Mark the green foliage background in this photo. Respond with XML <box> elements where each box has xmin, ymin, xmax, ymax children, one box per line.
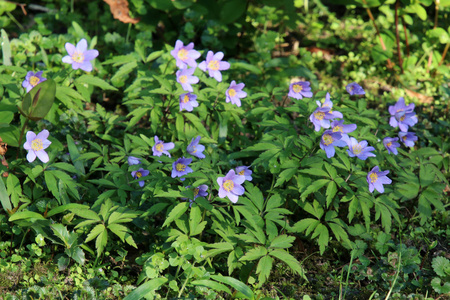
<box><xmin>0</xmin><ymin>0</ymin><xmax>449</xmax><ymax>299</ymax></box>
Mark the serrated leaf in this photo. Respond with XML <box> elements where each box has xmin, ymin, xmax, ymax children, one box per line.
<box><xmin>326</xmin><ymin>181</ymin><xmax>337</xmax><ymax>208</ymax></box>
<box><xmin>269</xmin><ymin>235</ymin><xmax>295</xmax><ymax>249</ymax></box>
<box><xmin>162</xmin><ymin>202</ymin><xmax>190</xmax><ymax>227</ymax></box>
<box><xmin>269</xmin><ymin>249</ymin><xmax>306</xmax><ymax>278</ymax></box>
<box><xmin>275</xmin><ymin>168</ymin><xmax>298</xmax><ymax>187</ymax></box>
<box><xmin>85</xmin><ymin>224</ymin><xmax>105</xmax><ymax>243</ymax></box>
<box><xmin>301</xmin><ymin>179</ymin><xmax>330</xmax><ymax>200</ymax></box>
<box><xmin>256</xmin><ymin>255</ymin><xmax>273</xmax><ymax>285</ymax></box>
<box><xmin>239</xmin><ymin>246</ymin><xmax>268</xmax><ymax>261</ymax></box>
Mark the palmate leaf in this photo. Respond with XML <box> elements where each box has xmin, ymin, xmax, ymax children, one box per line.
<box><xmin>108</xmin><ymin>223</ymin><xmax>137</xmax><ymax>248</ymax></box>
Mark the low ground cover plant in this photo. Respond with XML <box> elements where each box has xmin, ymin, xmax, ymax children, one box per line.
<box><xmin>0</xmin><ymin>0</ymin><xmax>449</xmax><ymax>299</ymax></box>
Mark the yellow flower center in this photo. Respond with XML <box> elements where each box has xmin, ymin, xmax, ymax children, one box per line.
<box><xmin>238</xmin><ymin>170</ymin><xmax>245</xmax><ymax>176</ymax></box>
<box><xmin>191</xmin><ymin>145</ymin><xmax>197</xmax><ymax>153</ymax></box>
<box><xmin>194</xmin><ymin>188</ymin><xmax>199</xmax><ymax>197</ymax></box>
<box><xmin>176</xmin><ymin>163</ymin><xmax>186</xmax><ymax>172</ymax></box>
<box><xmin>333</xmin><ymin>125</ymin><xmax>342</xmax><ymax>133</ymax></box>
<box><xmin>29</xmin><ymin>76</ymin><xmax>40</xmax><ymax>87</ymax></box>
<box><xmin>369</xmin><ymin>172</ymin><xmax>378</xmax><ymax>183</ymax></box>
<box><xmin>178</xmin><ymin>49</ymin><xmax>188</xmax><ymax>61</ymax></box>
<box><xmin>228</xmin><ymin>88</ymin><xmax>236</xmax><ymax>97</ymax></box>
<box><xmin>314</xmin><ymin>111</ymin><xmax>325</xmax><ymax>120</ymax></box>
<box><xmin>71</xmin><ymin>51</ymin><xmax>84</xmax><ymax>63</ymax></box>
<box><xmin>400</xmin><ymin>115</ymin><xmax>405</xmax><ymax>121</ymax></box>
<box><xmin>179</xmin><ymin>75</ymin><xmax>188</xmax><ymax>84</ymax></box>
<box><xmin>182</xmin><ymin>95</ymin><xmax>190</xmax><ymax>103</ymax></box>
<box><xmin>31</xmin><ymin>139</ymin><xmax>43</xmax><ymax>151</ymax></box>
<box><xmin>293</xmin><ymin>84</ymin><xmax>302</xmax><ymax>93</ymax></box>
<box><xmin>322</xmin><ymin>134</ymin><xmax>334</xmax><ymax>146</ymax></box>
<box><xmin>352</xmin><ymin>145</ymin><xmax>362</xmax><ymax>155</ymax></box>
<box><xmin>403</xmin><ymin>136</ymin><xmax>407</xmax><ymax>141</ymax></box>
<box><xmin>135</xmin><ymin>172</ymin><xmax>142</xmax><ymax>178</ymax></box>
<box><xmin>223</xmin><ymin>180</ymin><xmax>234</xmax><ymax>192</ymax></box>
<box><xmin>386</xmin><ymin>142</ymin><xmax>392</xmax><ymax>147</ymax></box>
<box><xmin>155</xmin><ymin>143</ymin><xmax>163</xmax><ymax>152</ymax></box>
<box><xmin>208</xmin><ymin>60</ymin><xmax>219</xmax><ymax>71</ymax></box>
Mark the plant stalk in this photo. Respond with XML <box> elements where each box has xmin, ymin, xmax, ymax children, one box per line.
<box><xmin>394</xmin><ymin>0</ymin><xmax>403</xmax><ymax>73</ymax></box>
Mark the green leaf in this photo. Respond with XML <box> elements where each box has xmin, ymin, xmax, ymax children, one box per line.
<box><xmin>184</xmin><ymin>113</ymin><xmax>210</xmax><ymax>137</ymax></box>
<box><xmin>162</xmin><ymin>202</ymin><xmax>190</xmax><ymax>227</ymax></box>
<box><xmin>326</xmin><ymin>181</ymin><xmax>337</xmax><ymax>208</ymax></box>
<box><xmin>146</xmin><ymin>50</ymin><xmax>164</xmax><ymax>63</ymax></box>
<box><xmin>189</xmin><ymin>205</ymin><xmax>207</xmax><ymax>236</ymax></box>
<box><xmin>9</xmin><ymin>211</ymin><xmax>46</xmax><ymax>222</ymax></box>
<box><xmin>1</xmin><ymin>29</ymin><xmax>12</xmax><ymax>66</ymax></box>
<box><xmin>269</xmin><ymin>235</ymin><xmax>295</xmax><ymax>249</ymax></box>
<box><xmin>95</xmin><ymin>227</ymin><xmax>108</xmax><ymax>257</ymax></box>
<box><xmin>191</xmin><ymin>279</ymin><xmax>232</xmax><ymax>295</ymax></box>
<box><xmin>123</xmin><ymin>278</ymin><xmax>168</xmax><ymax>300</ymax></box>
<box><xmin>21</xmin><ymin>79</ymin><xmax>56</xmax><ymax>121</ymax></box>
<box><xmin>291</xmin><ymin>218</ymin><xmax>320</xmax><ymax>234</ymax></box>
<box><xmin>312</xmin><ymin>224</ymin><xmax>329</xmax><ymax>254</ymax></box>
<box><xmin>232</xmin><ymin>62</ymin><xmax>262</xmax><ymax>75</ymax></box>
<box><xmin>0</xmin><ymin>178</ymin><xmax>11</xmax><ymax>212</ymax></box>
<box><xmin>210</xmin><ymin>275</ymin><xmax>254</xmax><ymax>300</ymax></box>
<box><xmin>85</xmin><ymin>224</ymin><xmax>105</xmax><ymax>243</ymax></box>
<box><xmin>432</xmin><ymin>256</ymin><xmax>450</xmax><ymax>277</ymax></box>
<box><xmin>301</xmin><ymin>179</ymin><xmax>330</xmax><ymax>200</ymax></box>
<box><xmin>239</xmin><ymin>246</ymin><xmax>268</xmax><ymax>261</ymax></box>
<box><xmin>76</xmin><ymin>75</ymin><xmax>118</xmax><ymax>91</ymax></box>
<box><xmin>420</xmin><ymin>164</ymin><xmax>435</xmax><ymax>187</ymax></box>
<box><xmin>66</xmin><ymin>134</ymin><xmax>85</xmax><ymax>175</ymax></box>
<box><xmin>256</xmin><ymin>255</ymin><xmax>273</xmax><ymax>285</ymax></box>
<box><xmin>269</xmin><ymin>249</ymin><xmax>306</xmax><ymax>278</ymax></box>
<box><xmin>65</xmin><ymin>246</ymin><xmax>85</xmax><ymax>265</ymax></box>
<box><xmin>46</xmin><ymin>203</ymin><xmax>90</xmax><ymax>217</ymax></box>
<box><xmin>51</xmin><ymin>224</ymin><xmax>70</xmax><ymax>246</ymax></box>
<box><xmin>275</xmin><ymin>168</ymin><xmax>298</xmax><ymax>187</ymax></box>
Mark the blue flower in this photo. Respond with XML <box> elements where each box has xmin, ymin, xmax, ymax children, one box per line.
<box><xmin>187</xmin><ymin>136</ymin><xmax>205</xmax><ymax>159</ymax></box>
<box><xmin>346</xmin><ymin>137</ymin><xmax>376</xmax><ymax>160</ymax></box>
<box><xmin>128</xmin><ymin>156</ymin><xmax>141</xmax><ymax>165</ymax></box>
<box><xmin>346</xmin><ymin>82</ymin><xmax>365</xmax><ymax>95</ymax></box>
<box><xmin>367</xmin><ymin>166</ymin><xmax>391</xmax><ymax>193</ymax></box>
<box><xmin>288</xmin><ymin>81</ymin><xmax>313</xmax><ymax>99</ymax></box>
<box><xmin>131</xmin><ymin>168</ymin><xmax>150</xmax><ymax>187</ymax></box>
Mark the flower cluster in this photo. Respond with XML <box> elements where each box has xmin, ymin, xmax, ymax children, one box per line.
<box><xmin>171</xmin><ymin>40</ymin><xmax>245</xmax><ymax>112</ymax></box>
<box><xmin>20</xmin><ymin>39</ymin><xmax>99</xmax><ymax>166</ymax></box>
<box><xmin>303</xmin><ymin>83</ymin><xmax>408</xmax><ymax>194</ymax></box>
<box><xmin>310</xmin><ymin>93</ymin><xmax>343</xmax><ymax>131</ymax></box>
